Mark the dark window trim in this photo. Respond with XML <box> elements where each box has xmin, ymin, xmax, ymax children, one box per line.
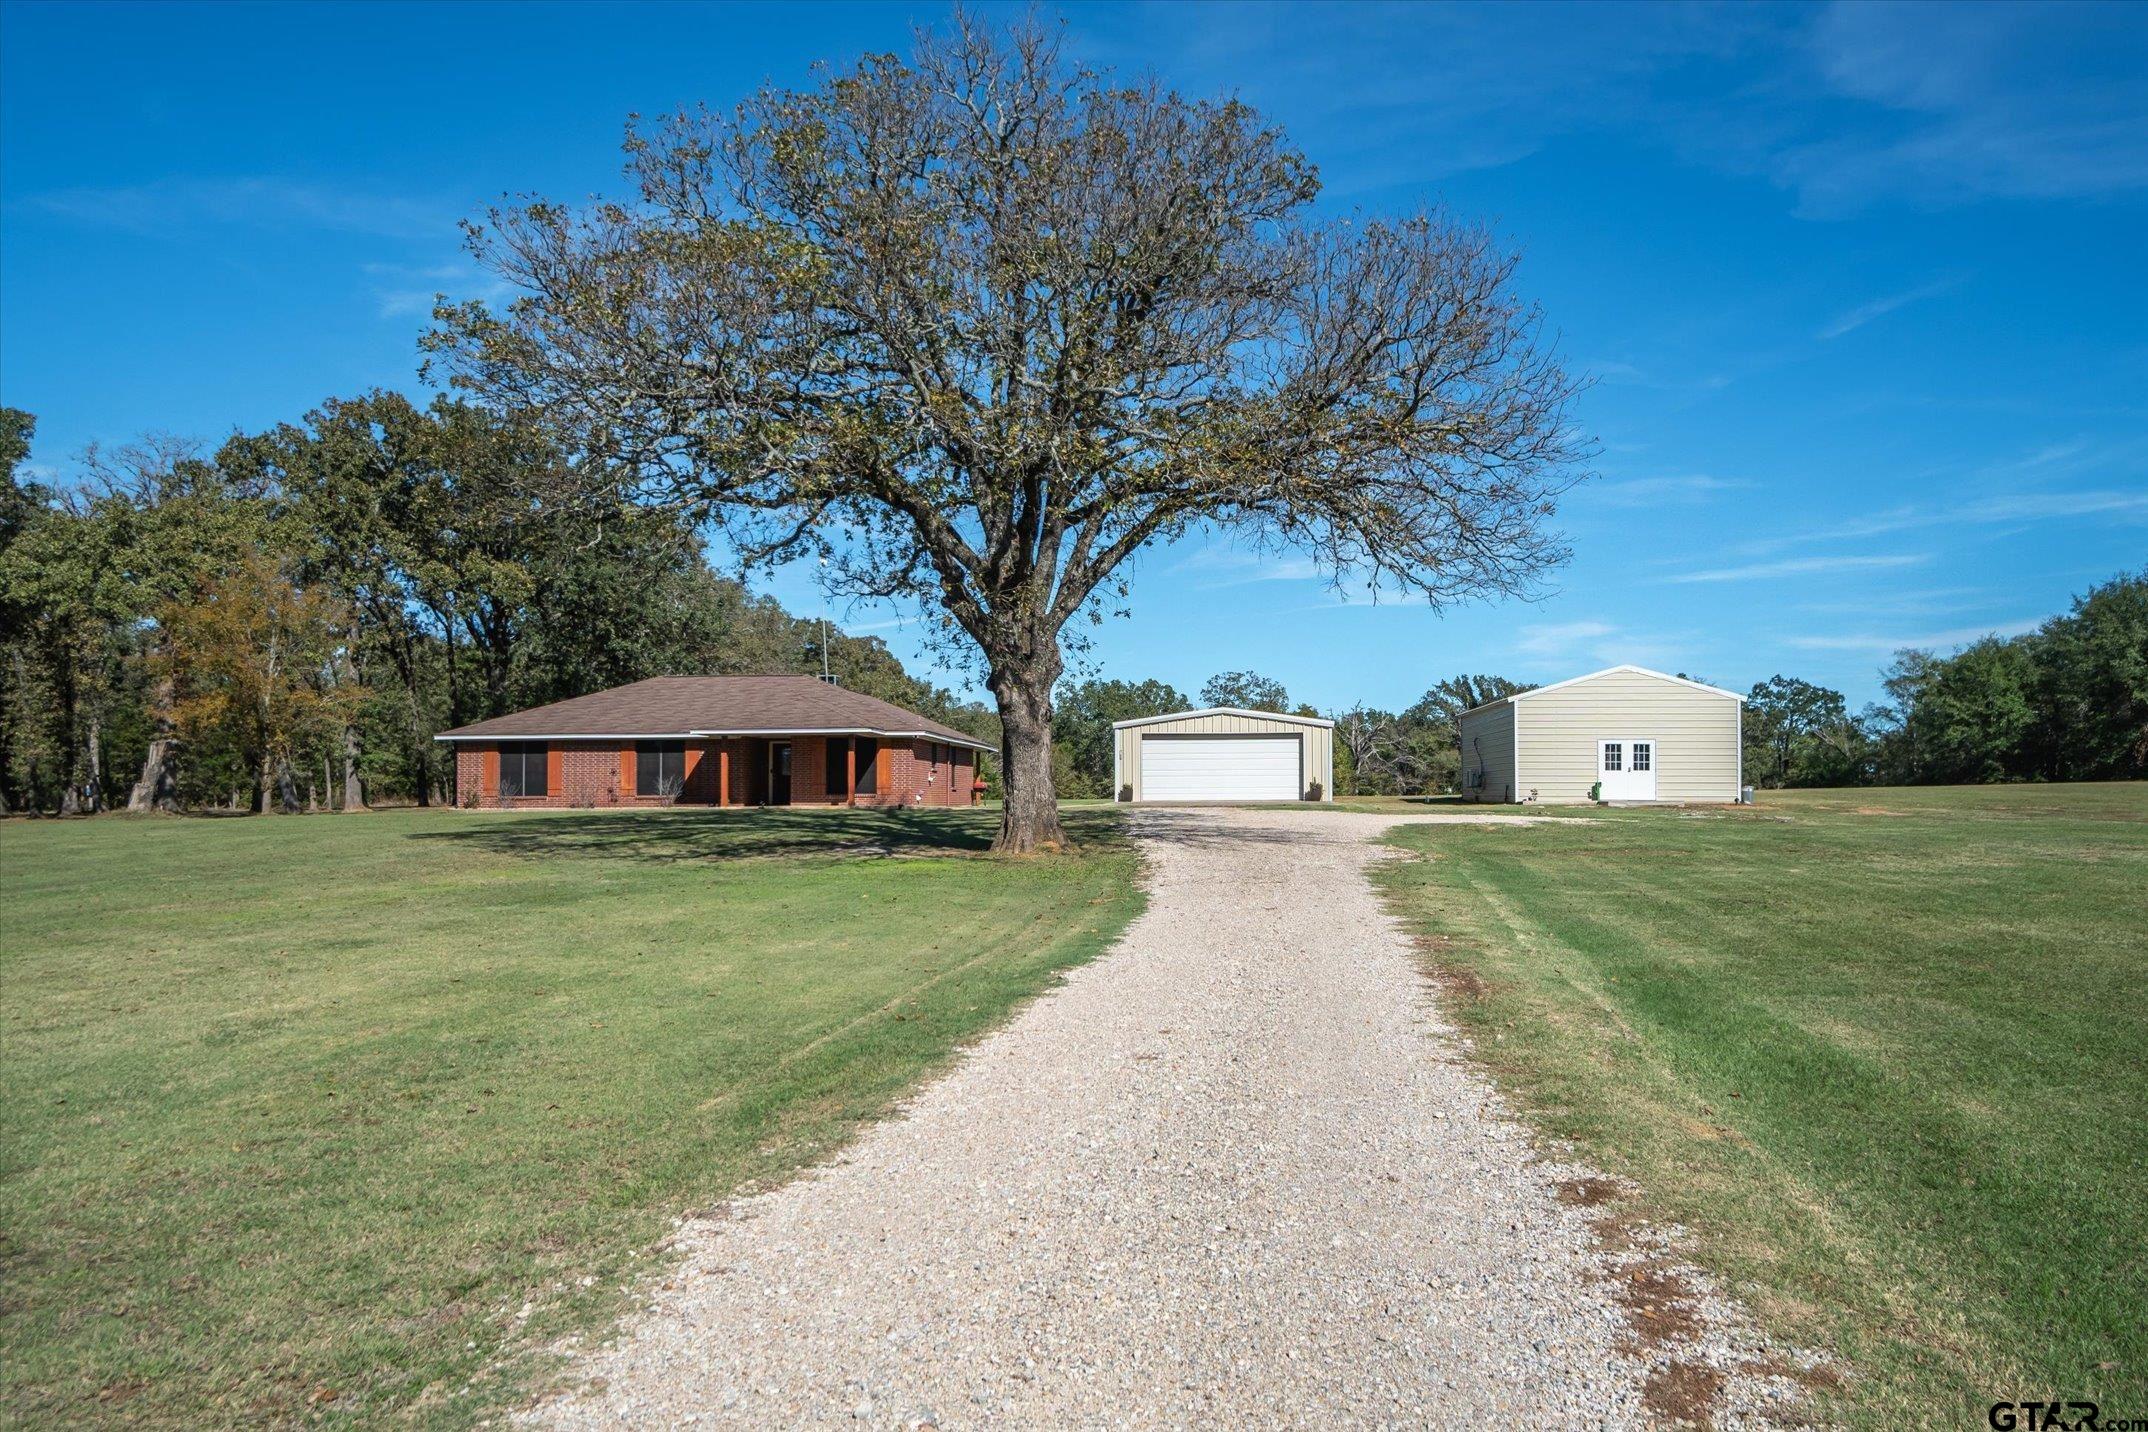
<box><xmin>499</xmin><ymin>742</ymin><xmax>549</xmax><ymax>798</ymax></box>
<box><xmin>636</xmin><ymin>740</ymin><xmax>687</xmax><ymax>797</ymax></box>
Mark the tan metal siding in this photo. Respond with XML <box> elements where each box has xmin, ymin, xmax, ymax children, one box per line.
<box><xmin>1457</xmin><ymin>704</ymin><xmax>1517</xmax><ymax>802</ymax></box>
<box><xmin>1514</xmin><ymin>671</ymin><xmax>1740</xmax><ymax>803</ymax></box>
<box><xmin>1116</xmin><ymin>714</ymin><xmax>1332</xmax><ymax>801</ymax></box>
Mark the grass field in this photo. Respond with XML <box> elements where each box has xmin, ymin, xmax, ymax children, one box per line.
<box><xmin>0</xmin><ymin>806</ymin><xmax>1142</xmax><ymax>1427</ymax></box>
<box><xmin>1374</xmin><ymin>783</ymin><xmax>2148</xmax><ymax>1425</ymax></box>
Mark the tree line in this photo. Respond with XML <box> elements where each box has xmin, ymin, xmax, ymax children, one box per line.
<box><xmin>9</xmin><ymin>381</ymin><xmax>2138</xmax><ymax>817</ymax></box>
<box><xmin>1737</xmin><ymin>571</ymin><xmax>2147</xmax><ymax>789</ymax></box>
<box><xmin>0</xmin><ymin>401</ymin><xmax>995</xmax><ymax>816</ymax></box>
<box><xmin>1044</xmin><ymin>568</ymin><xmax>2146</xmax><ymax>800</ymax></box>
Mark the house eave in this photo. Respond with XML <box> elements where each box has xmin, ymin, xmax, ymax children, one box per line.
<box><xmin>433</xmin><ymin>727</ymin><xmax>994</xmax><ymax>752</ymax></box>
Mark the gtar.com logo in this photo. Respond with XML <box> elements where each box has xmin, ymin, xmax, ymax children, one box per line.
<box><xmin>1990</xmin><ymin>1402</ymin><xmax>2103</xmax><ymax>1431</ymax></box>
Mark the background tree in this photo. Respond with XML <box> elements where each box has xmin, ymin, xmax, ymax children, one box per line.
<box><xmin>0</xmin><ymin>408</ymin><xmax>45</xmax><ymax>812</ymax></box>
<box><xmin>1912</xmin><ymin>638</ymin><xmax>2037</xmax><ymax>785</ymax></box>
<box><xmin>1053</xmin><ymin>676</ymin><xmax>1190</xmax><ymax>797</ymax></box>
<box><xmin>428</xmin><ymin>18</ymin><xmax>1586</xmax><ymax>850</ymax></box>
<box><xmin>85</xmin><ymin>438</ymin><xmax>277</xmax><ymax>811</ymax></box>
<box><xmin>2030</xmin><ymin>570</ymin><xmax>2148</xmax><ymax>780</ymax></box>
<box><xmin>1332</xmin><ymin>705</ymin><xmax>1402</xmax><ymax>795</ymax></box>
<box><xmin>1200</xmin><ymin>671</ymin><xmax>1291</xmax><ymax>714</ymax></box>
<box><xmin>1743</xmin><ymin>675</ymin><xmax>1853</xmax><ymax>789</ymax></box>
<box><xmin>0</xmin><ymin>481</ymin><xmax>138</xmax><ymax>812</ymax></box>
<box><xmin>161</xmin><ymin>552</ymin><xmax>361</xmax><ymax>813</ymax></box>
<box><xmin>1404</xmin><ymin>674</ymin><xmax>1533</xmax><ymax>792</ymax></box>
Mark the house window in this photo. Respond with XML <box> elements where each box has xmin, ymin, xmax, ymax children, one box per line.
<box><xmin>636</xmin><ymin>741</ymin><xmax>687</xmax><ymax>797</ymax></box>
<box><xmin>1631</xmin><ymin>742</ymin><xmax>1653</xmax><ymax>772</ymax></box>
<box><xmin>823</xmin><ymin>737</ymin><xmax>880</xmax><ymax>798</ymax></box>
<box><xmin>1602</xmin><ymin>742</ymin><xmax>1623</xmax><ymax>772</ymax></box>
<box><xmin>499</xmin><ymin>742</ymin><xmax>548</xmax><ymax>798</ymax></box>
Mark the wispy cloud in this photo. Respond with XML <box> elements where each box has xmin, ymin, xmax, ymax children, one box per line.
<box><xmin>1136</xmin><ymin>3</ymin><xmax>2148</xmax><ymax>222</ymax></box>
<box><xmin>1590</xmin><ymin>359</ymin><xmax>1735</xmax><ymax>396</ymax></box>
<box><xmin>1751</xmin><ymin>487</ymin><xmax>2148</xmax><ymax>550</ymax></box>
<box><xmin>27</xmin><ymin>176</ymin><xmax>450</xmax><ymax>241</ymax></box>
<box><xmin>1174</xmin><ymin>546</ymin><xmax>1328</xmax><ymax>588</ymax></box>
<box><xmin>1787</xmin><ymin>618</ymin><xmax>2043</xmax><ymax>653</ymax></box>
<box><xmin>1796</xmin><ymin>586</ymin><xmax>1990</xmax><ymax>617</ymax></box>
<box><xmin>1963</xmin><ymin>490</ymin><xmax>2148</xmax><ymax>523</ymax></box>
<box><xmin>1513</xmin><ymin>617</ymin><xmax>1696</xmax><ymax>672</ymax></box>
<box><xmin>1517</xmin><ymin>619</ymin><xmax>1617</xmax><ymax>658</ymax></box>
<box><xmin>1779</xmin><ymin>3</ymin><xmax>2148</xmax><ymax>214</ymax></box>
<box><xmin>361</xmin><ymin>260</ymin><xmax>512</xmax><ymax>319</ymax></box>
<box><xmin>1667</xmin><ymin>553</ymin><xmax>1930</xmax><ymax>584</ymax></box>
<box><xmin>842</xmin><ymin>614</ymin><xmax>921</xmax><ymax>634</ymax></box>
<box><xmin>1728</xmin><ymin>433</ymin><xmax>2148</xmax><ymax>557</ymax></box>
<box><xmin>1586</xmin><ymin>474</ymin><xmax>1752</xmax><ymax>507</ymax></box>
<box><xmin>1818</xmin><ymin>274</ymin><xmax>1964</xmax><ymax>339</ymax></box>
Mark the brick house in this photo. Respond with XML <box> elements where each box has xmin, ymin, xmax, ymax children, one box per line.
<box><xmin>435</xmin><ymin>676</ymin><xmax>988</xmax><ymax>809</ymax></box>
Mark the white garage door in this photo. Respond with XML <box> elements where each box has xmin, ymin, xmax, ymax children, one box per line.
<box><xmin>1139</xmin><ymin>735</ymin><xmax>1301</xmax><ymax>802</ymax></box>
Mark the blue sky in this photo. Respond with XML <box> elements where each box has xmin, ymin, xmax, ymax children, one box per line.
<box><xmin>3</xmin><ymin>1</ymin><xmax>2143</xmax><ymax>711</ymax></box>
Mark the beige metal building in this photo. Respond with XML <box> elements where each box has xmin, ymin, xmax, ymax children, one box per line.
<box><xmin>1458</xmin><ymin>666</ymin><xmax>1745</xmax><ymax>804</ymax></box>
<box><xmin>1112</xmin><ymin>707</ymin><xmax>1335</xmax><ymax>803</ymax></box>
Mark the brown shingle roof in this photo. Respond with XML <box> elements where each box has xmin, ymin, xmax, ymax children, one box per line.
<box><xmin>435</xmin><ymin>676</ymin><xmax>992</xmax><ymax>750</ymax></box>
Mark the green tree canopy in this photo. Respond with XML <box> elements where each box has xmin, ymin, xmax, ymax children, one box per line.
<box><xmin>1200</xmin><ymin>671</ymin><xmax>1291</xmax><ymax>713</ymax></box>
<box><xmin>427</xmin><ymin>18</ymin><xmax>1587</xmax><ymax>849</ymax></box>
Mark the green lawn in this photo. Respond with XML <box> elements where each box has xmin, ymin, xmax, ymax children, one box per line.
<box><xmin>1374</xmin><ymin>783</ymin><xmax>2148</xmax><ymax>1426</ymax></box>
<box><xmin>0</xmin><ymin>806</ymin><xmax>1142</xmax><ymax>1427</ymax></box>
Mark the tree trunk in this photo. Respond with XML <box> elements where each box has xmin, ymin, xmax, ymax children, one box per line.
<box><xmin>989</xmin><ymin>657</ymin><xmax>1065</xmax><ymax>854</ymax></box>
<box><xmin>59</xmin><ymin>668</ymin><xmax>82</xmax><ymax>814</ymax></box>
<box><xmin>129</xmin><ymin>671</ymin><xmax>183</xmax><ymax>811</ymax></box>
<box><xmin>256</xmin><ymin>748</ymin><xmax>274</xmax><ymax>815</ymax></box>
<box><xmin>275</xmin><ymin>757</ymin><xmax>302</xmax><ymax>814</ymax></box>
<box><xmin>128</xmin><ymin>738</ymin><xmax>181</xmax><ymax>811</ymax></box>
<box><xmin>85</xmin><ymin>710</ymin><xmax>105</xmax><ymax>813</ymax></box>
<box><xmin>406</xmin><ymin>689</ymin><xmax>429</xmax><ymax>806</ymax></box>
<box><xmin>342</xmin><ymin>725</ymin><xmax>366</xmax><ymax>811</ymax></box>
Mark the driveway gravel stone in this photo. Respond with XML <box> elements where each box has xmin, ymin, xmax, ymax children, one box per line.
<box><xmin>524</xmin><ymin>807</ymin><xmax>1783</xmax><ymax>1428</ymax></box>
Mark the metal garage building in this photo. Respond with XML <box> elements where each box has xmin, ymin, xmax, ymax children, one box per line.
<box><xmin>1112</xmin><ymin>708</ymin><xmax>1335</xmax><ymax>803</ymax></box>
<box><xmin>1458</xmin><ymin>665</ymin><xmax>1745</xmax><ymax>804</ymax></box>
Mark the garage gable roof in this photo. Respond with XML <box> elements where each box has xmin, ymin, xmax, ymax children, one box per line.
<box><xmin>1111</xmin><ymin>706</ymin><xmax>1335</xmax><ymax>731</ymax></box>
<box><xmin>1459</xmin><ymin>665</ymin><xmax>1744</xmax><ymax>716</ymax></box>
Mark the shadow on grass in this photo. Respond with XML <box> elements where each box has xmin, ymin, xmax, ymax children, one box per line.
<box><xmin>407</xmin><ymin>805</ymin><xmax>1131</xmax><ymax>865</ymax></box>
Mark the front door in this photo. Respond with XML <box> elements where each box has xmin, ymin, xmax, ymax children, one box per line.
<box><xmin>768</xmin><ymin>741</ymin><xmax>792</xmax><ymax>805</ymax></box>
<box><xmin>1597</xmin><ymin>738</ymin><xmax>1657</xmax><ymax>801</ymax></box>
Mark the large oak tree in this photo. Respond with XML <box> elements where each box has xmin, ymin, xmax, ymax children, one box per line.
<box><xmin>429</xmin><ymin>17</ymin><xmax>1587</xmax><ymax>851</ymax></box>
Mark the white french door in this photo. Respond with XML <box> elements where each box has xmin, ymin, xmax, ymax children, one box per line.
<box><xmin>1597</xmin><ymin>738</ymin><xmax>1657</xmax><ymax>800</ymax></box>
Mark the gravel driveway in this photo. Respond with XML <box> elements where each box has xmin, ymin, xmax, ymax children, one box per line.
<box><xmin>525</xmin><ymin>807</ymin><xmax>1764</xmax><ymax>1427</ymax></box>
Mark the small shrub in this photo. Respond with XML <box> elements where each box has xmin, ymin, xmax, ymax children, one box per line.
<box><xmin>1118</xmin><ymin>783</ymin><xmax>1134</xmax><ymax>803</ymax></box>
<box><xmin>1305</xmin><ymin>781</ymin><xmax>1323</xmax><ymax>802</ymax></box>
<box><xmin>1589</xmin><ymin>780</ymin><xmax>1602</xmax><ymax>803</ymax></box>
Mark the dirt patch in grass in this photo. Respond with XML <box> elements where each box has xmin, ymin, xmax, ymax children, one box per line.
<box><xmin>1645</xmin><ymin>1360</ymin><xmax>1726</xmax><ymax>1427</ymax></box>
<box><xmin>1559</xmin><ymin>1174</ymin><xmax>1842</xmax><ymax>1426</ymax></box>
<box><xmin>1554</xmin><ymin>1174</ymin><xmax>1623</xmax><ymax>1209</ymax></box>
<box><xmin>1413</xmin><ymin>936</ymin><xmax>1491</xmax><ymax>1002</ymax></box>
<box><xmin>1617</xmin><ymin>1260</ymin><xmax>1709</xmax><ymax>1352</ymax></box>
